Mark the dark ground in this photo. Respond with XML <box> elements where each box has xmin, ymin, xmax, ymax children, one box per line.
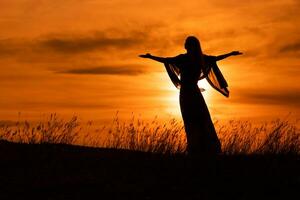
<box><xmin>0</xmin><ymin>140</ymin><xmax>299</xmax><ymax>200</ymax></box>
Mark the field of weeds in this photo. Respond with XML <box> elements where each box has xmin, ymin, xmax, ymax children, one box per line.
<box><xmin>0</xmin><ymin>114</ymin><xmax>299</xmax><ymax>155</ymax></box>
<box><xmin>0</xmin><ymin>114</ymin><xmax>299</xmax><ymax>200</ymax></box>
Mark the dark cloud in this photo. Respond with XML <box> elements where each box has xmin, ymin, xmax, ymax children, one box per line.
<box><xmin>279</xmin><ymin>42</ymin><xmax>300</xmax><ymax>53</ymax></box>
<box><xmin>234</xmin><ymin>90</ymin><xmax>300</xmax><ymax>107</ymax></box>
<box><xmin>57</xmin><ymin>65</ymin><xmax>147</xmax><ymax>76</ymax></box>
<box><xmin>38</xmin><ymin>34</ymin><xmax>144</xmax><ymax>54</ymax></box>
<box><xmin>0</xmin><ymin>30</ymin><xmax>148</xmax><ymax>58</ymax></box>
<box><xmin>0</xmin><ymin>39</ymin><xmax>25</xmax><ymax>57</ymax></box>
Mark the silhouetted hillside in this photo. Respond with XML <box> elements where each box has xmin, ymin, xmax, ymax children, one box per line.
<box><xmin>0</xmin><ymin>140</ymin><xmax>299</xmax><ymax>200</ymax></box>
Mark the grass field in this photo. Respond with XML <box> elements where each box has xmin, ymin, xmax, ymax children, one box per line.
<box><xmin>1</xmin><ymin>114</ymin><xmax>299</xmax><ymax>155</ymax></box>
<box><xmin>0</xmin><ymin>114</ymin><xmax>299</xmax><ymax>199</ymax></box>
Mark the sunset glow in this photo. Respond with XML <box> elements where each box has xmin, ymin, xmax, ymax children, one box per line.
<box><xmin>0</xmin><ymin>0</ymin><xmax>299</xmax><ymax>124</ymax></box>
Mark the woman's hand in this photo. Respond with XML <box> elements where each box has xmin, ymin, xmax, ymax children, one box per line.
<box><xmin>139</xmin><ymin>53</ymin><xmax>152</xmax><ymax>58</ymax></box>
<box><xmin>216</xmin><ymin>51</ymin><xmax>242</xmax><ymax>61</ymax></box>
<box><xmin>230</xmin><ymin>51</ymin><xmax>243</xmax><ymax>56</ymax></box>
<box><xmin>139</xmin><ymin>54</ymin><xmax>167</xmax><ymax>63</ymax></box>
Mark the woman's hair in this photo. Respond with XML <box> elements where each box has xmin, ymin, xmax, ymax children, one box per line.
<box><xmin>184</xmin><ymin>36</ymin><xmax>205</xmax><ymax>74</ymax></box>
<box><xmin>185</xmin><ymin>36</ymin><xmax>202</xmax><ymax>54</ymax></box>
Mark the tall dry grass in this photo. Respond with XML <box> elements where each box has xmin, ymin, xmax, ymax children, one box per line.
<box><xmin>0</xmin><ymin>114</ymin><xmax>299</xmax><ymax>155</ymax></box>
<box><xmin>215</xmin><ymin>119</ymin><xmax>300</xmax><ymax>154</ymax></box>
<box><xmin>0</xmin><ymin>114</ymin><xmax>81</xmax><ymax>145</ymax></box>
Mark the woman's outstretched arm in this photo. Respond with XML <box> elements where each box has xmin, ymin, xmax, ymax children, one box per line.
<box><xmin>139</xmin><ymin>53</ymin><xmax>167</xmax><ymax>63</ymax></box>
<box><xmin>216</xmin><ymin>51</ymin><xmax>243</xmax><ymax>61</ymax></box>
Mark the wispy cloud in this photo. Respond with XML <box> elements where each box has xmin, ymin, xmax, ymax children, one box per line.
<box><xmin>38</xmin><ymin>33</ymin><xmax>146</xmax><ymax>54</ymax></box>
<box><xmin>1</xmin><ymin>0</ymin><xmax>300</xmax><ymax>121</ymax></box>
<box><xmin>57</xmin><ymin>65</ymin><xmax>148</xmax><ymax>76</ymax></box>
<box><xmin>0</xmin><ymin>39</ymin><xmax>25</xmax><ymax>57</ymax></box>
<box><xmin>279</xmin><ymin>42</ymin><xmax>300</xmax><ymax>53</ymax></box>
<box><xmin>234</xmin><ymin>90</ymin><xmax>300</xmax><ymax>107</ymax></box>
<box><xmin>0</xmin><ymin>30</ymin><xmax>149</xmax><ymax>58</ymax></box>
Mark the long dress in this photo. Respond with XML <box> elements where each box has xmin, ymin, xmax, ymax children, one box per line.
<box><xmin>164</xmin><ymin>54</ymin><xmax>227</xmax><ymax>155</ymax></box>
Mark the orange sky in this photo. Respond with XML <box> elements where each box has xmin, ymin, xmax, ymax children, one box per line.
<box><xmin>0</xmin><ymin>0</ymin><xmax>299</xmax><ymax>124</ymax></box>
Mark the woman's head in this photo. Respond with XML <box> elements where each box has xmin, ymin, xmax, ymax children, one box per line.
<box><xmin>184</xmin><ymin>36</ymin><xmax>205</xmax><ymax>73</ymax></box>
<box><xmin>184</xmin><ymin>36</ymin><xmax>202</xmax><ymax>55</ymax></box>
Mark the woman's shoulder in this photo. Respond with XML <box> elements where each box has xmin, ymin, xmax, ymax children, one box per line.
<box><xmin>175</xmin><ymin>53</ymin><xmax>187</xmax><ymax>59</ymax></box>
<box><xmin>166</xmin><ymin>53</ymin><xmax>186</xmax><ymax>64</ymax></box>
<box><xmin>176</xmin><ymin>53</ymin><xmax>189</xmax><ymax>62</ymax></box>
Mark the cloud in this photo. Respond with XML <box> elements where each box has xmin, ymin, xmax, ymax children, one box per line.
<box><xmin>38</xmin><ymin>33</ymin><xmax>145</xmax><ymax>54</ymax></box>
<box><xmin>0</xmin><ymin>30</ymin><xmax>149</xmax><ymax>58</ymax></box>
<box><xmin>0</xmin><ymin>39</ymin><xmax>25</xmax><ymax>57</ymax></box>
<box><xmin>57</xmin><ymin>65</ymin><xmax>148</xmax><ymax>76</ymax></box>
<box><xmin>279</xmin><ymin>42</ymin><xmax>300</xmax><ymax>53</ymax></box>
<box><xmin>234</xmin><ymin>89</ymin><xmax>300</xmax><ymax>107</ymax></box>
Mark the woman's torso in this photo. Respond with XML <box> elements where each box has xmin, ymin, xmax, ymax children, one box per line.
<box><xmin>176</xmin><ymin>54</ymin><xmax>203</xmax><ymax>87</ymax></box>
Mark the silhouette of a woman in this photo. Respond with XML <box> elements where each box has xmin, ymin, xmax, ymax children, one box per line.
<box><xmin>140</xmin><ymin>36</ymin><xmax>242</xmax><ymax>155</ymax></box>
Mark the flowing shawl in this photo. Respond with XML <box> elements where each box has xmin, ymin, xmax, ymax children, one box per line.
<box><xmin>163</xmin><ymin>55</ymin><xmax>229</xmax><ymax>97</ymax></box>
